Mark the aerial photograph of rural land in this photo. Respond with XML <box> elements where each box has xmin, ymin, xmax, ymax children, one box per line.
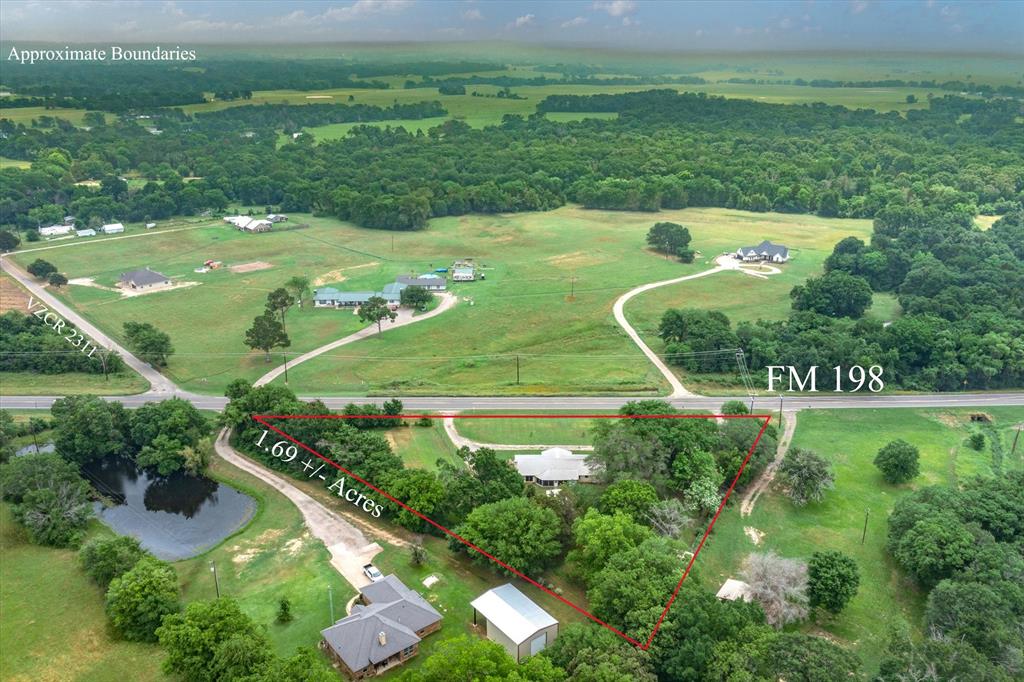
<box><xmin>0</xmin><ymin>0</ymin><xmax>1022</xmax><ymax>680</ymax></box>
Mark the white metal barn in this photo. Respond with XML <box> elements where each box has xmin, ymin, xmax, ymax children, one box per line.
<box><xmin>471</xmin><ymin>584</ymin><xmax>558</xmax><ymax>662</ymax></box>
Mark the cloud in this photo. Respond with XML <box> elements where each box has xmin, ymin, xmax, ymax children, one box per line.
<box><xmin>161</xmin><ymin>1</ymin><xmax>185</xmax><ymax>18</ymax></box>
<box><xmin>510</xmin><ymin>13</ymin><xmax>534</xmax><ymax>28</ymax></box>
<box><xmin>694</xmin><ymin>28</ymin><xmax>704</xmax><ymax>37</ymax></box>
<box><xmin>849</xmin><ymin>1</ymin><xmax>869</xmax><ymax>14</ymax></box>
<box><xmin>778</xmin><ymin>17</ymin><xmax>793</xmax><ymax>29</ymax></box>
<box><xmin>462</xmin><ymin>8</ymin><xmax>482</xmax><ymax>21</ymax></box>
<box><xmin>734</xmin><ymin>26</ymin><xmax>757</xmax><ymax>35</ymax></box>
<box><xmin>323</xmin><ymin>0</ymin><xmax>414</xmax><ymax>22</ymax></box>
<box><xmin>561</xmin><ymin>16</ymin><xmax>588</xmax><ymax>28</ymax></box>
<box><xmin>592</xmin><ymin>1</ymin><xmax>636</xmax><ymax>18</ymax></box>
<box><xmin>622</xmin><ymin>16</ymin><xmax>638</xmax><ymax>27</ymax></box>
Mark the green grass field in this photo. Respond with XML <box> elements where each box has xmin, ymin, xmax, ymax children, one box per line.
<box><xmin>9</xmin><ymin>206</ymin><xmax>882</xmax><ymax>396</ymax></box>
<box><xmin>696</xmin><ymin>406</ymin><xmax>1024</xmax><ymax>674</ymax></box>
<box><xmin>0</xmin><ymin>505</ymin><xmax>167</xmax><ymax>682</ymax></box>
<box><xmin>453</xmin><ymin>412</ymin><xmax>603</xmax><ymax>446</ymax></box>
<box><xmin>385</xmin><ymin>421</ymin><xmax>462</xmax><ymax>470</ymax></box>
<box><xmin>0</xmin><ymin>371</ymin><xmax>149</xmax><ymax>396</ymax></box>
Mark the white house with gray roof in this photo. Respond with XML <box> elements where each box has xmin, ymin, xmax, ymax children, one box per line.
<box><xmin>736</xmin><ymin>240</ymin><xmax>790</xmax><ymax>263</ymax></box>
<box><xmin>471</xmin><ymin>584</ymin><xmax>558</xmax><ymax>662</ymax></box>
<box><xmin>321</xmin><ymin>574</ymin><xmax>441</xmax><ymax>679</ymax></box>
<box><xmin>513</xmin><ymin>448</ymin><xmax>599</xmax><ymax>489</ymax></box>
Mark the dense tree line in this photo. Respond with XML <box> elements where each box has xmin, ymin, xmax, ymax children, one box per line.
<box><xmin>880</xmin><ymin>473</ymin><xmax>1024</xmax><ymax>678</ymax></box>
<box><xmin>0</xmin><ymin>60</ymin><xmax>392</xmax><ymax>110</ymax></box>
<box><xmin>0</xmin><ymin>311</ymin><xmax>126</xmax><ymax>374</ymax></box>
<box><xmin>721</xmin><ymin>76</ymin><xmax>1024</xmax><ymax>98</ymax></box>
<box><xmin>3</xmin><ymin>89</ymin><xmax>1021</xmax><ymax>233</ymax></box>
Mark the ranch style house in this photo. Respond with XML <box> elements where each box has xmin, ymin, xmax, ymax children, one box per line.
<box><xmin>736</xmin><ymin>240</ymin><xmax>790</xmax><ymax>263</ymax></box>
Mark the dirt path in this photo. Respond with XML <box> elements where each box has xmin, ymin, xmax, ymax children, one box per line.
<box><xmin>214</xmin><ymin>427</ymin><xmax>382</xmax><ymax>590</ymax></box>
<box><xmin>740</xmin><ymin>410</ymin><xmax>798</xmax><ymax>517</ymax></box>
<box><xmin>612</xmin><ymin>255</ymin><xmax>778</xmax><ymax>398</ymax></box>
<box><xmin>441</xmin><ymin>416</ymin><xmax>594</xmax><ymax>452</ymax></box>
<box><xmin>253</xmin><ymin>293</ymin><xmax>457</xmax><ymax>387</ymax></box>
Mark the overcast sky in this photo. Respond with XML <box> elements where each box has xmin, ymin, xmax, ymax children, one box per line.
<box><xmin>1</xmin><ymin>1</ymin><xmax>1021</xmax><ymax>53</ymax></box>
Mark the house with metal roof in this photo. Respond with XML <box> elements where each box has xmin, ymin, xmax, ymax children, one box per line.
<box><xmin>119</xmin><ymin>267</ymin><xmax>172</xmax><ymax>290</ymax></box>
<box><xmin>101</xmin><ymin>222</ymin><xmax>125</xmax><ymax>234</ymax></box>
<box><xmin>313</xmin><ymin>286</ymin><xmax>403</xmax><ymax>309</ymax></box>
<box><xmin>396</xmin><ymin>274</ymin><xmax>447</xmax><ymax>291</ymax></box>
<box><xmin>471</xmin><ymin>584</ymin><xmax>558</xmax><ymax>662</ymax></box>
<box><xmin>321</xmin><ymin>574</ymin><xmax>441</xmax><ymax>679</ymax></box>
<box><xmin>736</xmin><ymin>240</ymin><xmax>790</xmax><ymax>263</ymax></box>
<box><xmin>513</xmin><ymin>448</ymin><xmax>599</xmax><ymax>489</ymax></box>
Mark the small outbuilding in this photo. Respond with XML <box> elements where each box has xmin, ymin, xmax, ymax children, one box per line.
<box><xmin>102</xmin><ymin>222</ymin><xmax>125</xmax><ymax>234</ymax></box>
<box><xmin>452</xmin><ymin>266</ymin><xmax>475</xmax><ymax>282</ymax></box>
<box><xmin>38</xmin><ymin>224</ymin><xmax>73</xmax><ymax>237</ymax></box>
<box><xmin>471</xmin><ymin>584</ymin><xmax>558</xmax><ymax>663</ymax></box>
<box><xmin>76</xmin><ymin>228</ymin><xmax>97</xmax><ymax>237</ymax></box>
<box><xmin>716</xmin><ymin>578</ymin><xmax>754</xmax><ymax>602</ymax></box>
<box><xmin>120</xmin><ymin>267</ymin><xmax>172</xmax><ymax>290</ymax></box>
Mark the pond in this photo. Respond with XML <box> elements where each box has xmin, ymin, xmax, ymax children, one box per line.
<box><xmin>81</xmin><ymin>455</ymin><xmax>256</xmax><ymax>561</ymax></box>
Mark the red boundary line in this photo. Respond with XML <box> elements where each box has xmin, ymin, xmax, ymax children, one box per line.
<box><xmin>252</xmin><ymin>413</ymin><xmax>771</xmax><ymax>649</ymax></box>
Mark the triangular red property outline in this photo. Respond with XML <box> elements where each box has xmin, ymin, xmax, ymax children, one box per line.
<box><xmin>253</xmin><ymin>413</ymin><xmax>771</xmax><ymax>649</ymax></box>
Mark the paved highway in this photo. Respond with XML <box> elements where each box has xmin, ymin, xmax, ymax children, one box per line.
<box><xmin>2</xmin><ymin>391</ymin><xmax>1023</xmax><ymax>413</ymax></box>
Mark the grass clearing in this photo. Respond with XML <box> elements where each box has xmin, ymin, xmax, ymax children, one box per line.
<box><xmin>0</xmin><ymin>371</ymin><xmax>149</xmax><ymax>396</ymax></box>
<box><xmin>454</xmin><ymin>412</ymin><xmax>605</xmax><ymax>446</ymax></box>
<box><xmin>12</xmin><ymin>206</ymin><xmax>876</xmax><ymax>395</ymax></box>
<box><xmin>0</xmin><ymin>505</ymin><xmax>167</xmax><ymax>682</ymax></box>
<box><xmin>385</xmin><ymin>421</ymin><xmax>462</xmax><ymax>470</ymax></box>
<box><xmin>696</xmin><ymin>406</ymin><xmax>1024</xmax><ymax>674</ymax></box>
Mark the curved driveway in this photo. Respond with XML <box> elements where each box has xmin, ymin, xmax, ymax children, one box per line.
<box><xmin>254</xmin><ymin>293</ymin><xmax>457</xmax><ymax>387</ymax></box>
<box><xmin>611</xmin><ymin>255</ymin><xmax>776</xmax><ymax>398</ymax></box>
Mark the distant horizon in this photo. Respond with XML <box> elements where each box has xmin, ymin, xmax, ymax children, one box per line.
<box><xmin>2</xmin><ymin>1</ymin><xmax>1021</xmax><ymax>54</ymax></box>
<box><xmin>1</xmin><ymin>39</ymin><xmax>1021</xmax><ymax>58</ymax></box>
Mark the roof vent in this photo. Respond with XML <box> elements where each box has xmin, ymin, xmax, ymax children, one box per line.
<box><xmin>378</xmin><ymin>631</ymin><xmax>387</xmax><ymax>646</ymax></box>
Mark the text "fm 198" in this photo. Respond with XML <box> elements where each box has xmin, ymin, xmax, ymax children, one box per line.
<box><xmin>767</xmin><ymin>365</ymin><xmax>884</xmax><ymax>392</ymax></box>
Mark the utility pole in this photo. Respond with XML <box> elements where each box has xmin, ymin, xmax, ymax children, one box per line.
<box><xmin>568</xmin><ymin>273</ymin><xmax>578</xmax><ymax>301</ymax></box>
<box><xmin>778</xmin><ymin>394</ymin><xmax>784</xmax><ymax>426</ymax></box>
<box><xmin>282</xmin><ymin>352</ymin><xmax>289</xmax><ymax>384</ymax></box>
<box><xmin>1010</xmin><ymin>424</ymin><xmax>1022</xmax><ymax>459</ymax></box>
<box><xmin>328</xmin><ymin>584</ymin><xmax>335</xmax><ymax>624</ymax></box>
<box><xmin>515</xmin><ymin>355</ymin><xmax>520</xmax><ymax>385</ymax></box>
<box><xmin>860</xmin><ymin>509</ymin><xmax>869</xmax><ymax>545</ymax></box>
<box><xmin>209</xmin><ymin>561</ymin><xmax>221</xmax><ymax>598</ymax></box>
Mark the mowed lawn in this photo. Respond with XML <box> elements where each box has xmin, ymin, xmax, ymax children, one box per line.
<box><xmin>13</xmin><ymin>206</ymin><xmax>879</xmax><ymax>396</ymax></box>
<box><xmin>0</xmin><ymin>505</ymin><xmax>167</xmax><ymax>682</ymax></box>
<box><xmin>453</xmin><ymin>412</ymin><xmax>604</xmax><ymax>447</ymax></box>
<box><xmin>694</xmin><ymin>406</ymin><xmax>1024</xmax><ymax>675</ymax></box>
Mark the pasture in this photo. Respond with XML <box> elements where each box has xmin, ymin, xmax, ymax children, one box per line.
<box><xmin>11</xmin><ymin>206</ymin><xmax>874</xmax><ymax>396</ymax></box>
<box><xmin>697</xmin><ymin>406</ymin><xmax>1024</xmax><ymax>674</ymax></box>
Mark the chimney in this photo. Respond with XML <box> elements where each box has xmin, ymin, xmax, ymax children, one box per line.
<box><xmin>378</xmin><ymin>631</ymin><xmax>387</xmax><ymax>647</ymax></box>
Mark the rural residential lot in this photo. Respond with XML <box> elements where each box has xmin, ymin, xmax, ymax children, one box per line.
<box><xmin>2</xmin><ymin>2</ymin><xmax>1023</xmax><ymax>681</ymax></box>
